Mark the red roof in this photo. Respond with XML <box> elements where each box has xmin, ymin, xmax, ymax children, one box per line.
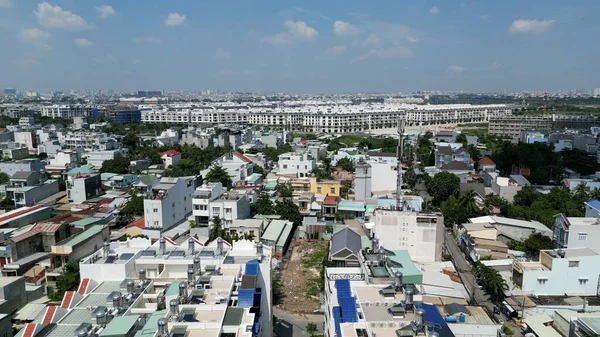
<box><xmin>0</xmin><ymin>205</ymin><xmax>42</xmax><ymax>227</ymax></box>
<box><xmin>126</xmin><ymin>217</ymin><xmax>145</xmax><ymax>229</ymax></box>
<box><xmin>158</xmin><ymin>149</ymin><xmax>182</xmax><ymax>157</ymax></box>
<box><xmin>10</xmin><ymin>228</ymin><xmax>42</xmax><ymax>243</ymax></box>
<box><xmin>478</xmin><ymin>157</ymin><xmax>495</xmax><ymax>165</ymax></box>
<box><xmin>23</xmin><ymin>323</ymin><xmax>37</xmax><ymax>337</ymax></box>
<box><xmin>323</xmin><ymin>195</ymin><xmax>338</xmax><ymax>205</ymax></box>
<box><xmin>78</xmin><ymin>278</ymin><xmax>90</xmax><ymax>295</ymax></box>
<box><xmin>33</xmin><ymin>223</ymin><xmax>63</xmax><ymax>233</ymax></box>
<box><xmin>61</xmin><ymin>291</ymin><xmax>74</xmax><ymax>309</ymax></box>
<box><xmin>233</xmin><ymin>151</ymin><xmax>252</xmax><ymax>163</ymax></box>
<box><xmin>42</xmin><ymin>306</ymin><xmax>57</xmax><ymax>325</ymax></box>
<box><xmin>49</xmin><ymin>211</ymin><xmax>72</xmax><ymax>222</ymax></box>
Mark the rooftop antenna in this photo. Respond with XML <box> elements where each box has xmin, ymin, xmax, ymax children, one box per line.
<box><xmin>396</xmin><ymin>117</ymin><xmax>406</xmax><ymax>210</ymax></box>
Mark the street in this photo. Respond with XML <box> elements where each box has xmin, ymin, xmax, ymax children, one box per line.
<box><xmin>273</xmin><ymin>307</ymin><xmax>325</xmax><ymax>337</ymax></box>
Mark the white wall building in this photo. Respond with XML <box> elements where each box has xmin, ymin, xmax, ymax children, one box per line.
<box><xmin>512</xmin><ymin>248</ymin><xmax>600</xmax><ymax>296</ymax></box>
<box><xmin>372</xmin><ymin>210</ymin><xmax>444</xmax><ymax>262</ymax></box>
<box><xmin>192</xmin><ymin>182</ymin><xmax>224</xmax><ymax>227</ymax></box>
<box><xmin>87</xmin><ymin>149</ymin><xmax>127</xmax><ymax>169</ymax></box>
<box><xmin>143</xmin><ymin>176</ymin><xmax>199</xmax><ymax>235</ymax></box>
<box><xmin>208</xmin><ymin>191</ymin><xmax>252</xmax><ymax>226</ymax></box>
<box><xmin>354</xmin><ymin>160</ymin><xmax>371</xmax><ymax>201</ymax></box>
<box><xmin>201</xmin><ymin>152</ymin><xmax>254</xmax><ymax>185</ymax></box>
<box><xmin>13</xmin><ymin>131</ymin><xmax>37</xmax><ymax>151</ymax></box>
<box><xmin>553</xmin><ymin>214</ymin><xmax>600</xmax><ymax>253</ymax></box>
<box><xmin>41</xmin><ymin>104</ymin><xmax>93</xmax><ymax>118</ymax></box>
<box><xmin>277</xmin><ymin>152</ymin><xmax>316</xmax><ymax>177</ymax></box>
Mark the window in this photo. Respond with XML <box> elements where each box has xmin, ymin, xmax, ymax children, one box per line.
<box><xmin>330</xmin><ymin>187</ymin><xmax>335</xmax><ymax>194</ymax></box>
<box><xmin>153</xmin><ymin>221</ymin><xmax>159</xmax><ymax>227</ymax></box>
<box><xmin>153</xmin><ymin>208</ymin><xmax>158</xmax><ymax>213</ymax></box>
<box><xmin>317</xmin><ymin>187</ymin><xmax>322</xmax><ymax>193</ymax></box>
<box><xmin>194</xmin><ymin>205</ymin><xmax>200</xmax><ymax>210</ymax></box>
<box><xmin>579</xmin><ymin>278</ymin><xmax>589</xmax><ymax>285</ymax></box>
<box><xmin>579</xmin><ymin>233</ymin><xmax>588</xmax><ymax>241</ymax></box>
<box><xmin>537</xmin><ymin>278</ymin><xmax>547</xmax><ymax>285</ymax></box>
<box><xmin>225</xmin><ymin>208</ymin><xmax>232</xmax><ymax>214</ymax></box>
<box><xmin>283</xmin><ymin>164</ymin><xmax>288</xmax><ymax>169</ymax></box>
<box><xmin>212</xmin><ymin>207</ymin><xmax>220</xmax><ymax>214</ymax></box>
<box><xmin>200</xmin><ymin>205</ymin><xmax>207</xmax><ymax>211</ymax></box>
<box><xmin>569</xmin><ymin>261</ymin><xmax>580</xmax><ymax>268</ymax></box>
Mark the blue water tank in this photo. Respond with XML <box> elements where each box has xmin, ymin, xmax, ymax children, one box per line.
<box><xmin>445</xmin><ymin>316</ymin><xmax>457</xmax><ymax>323</ymax></box>
<box><xmin>459</xmin><ymin>313</ymin><xmax>466</xmax><ymax>322</ymax></box>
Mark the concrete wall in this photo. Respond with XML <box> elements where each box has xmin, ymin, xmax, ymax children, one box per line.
<box><xmin>0</xmin><ymin>277</ymin><xmax>27</xmax><ymax>314</ymax></box>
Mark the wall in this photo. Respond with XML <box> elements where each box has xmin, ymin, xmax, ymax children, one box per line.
<box><xmin>0</xmin><ymin>277</ymin><xmax>27</xmax><ymax>314</ymax></box>
<box><xmin>567</xmin><ymin>224</ymin><xmax>600</xmax><ymax>253</ymax></box>
<box><xmin>369</xmin><ymin>162</ymin><xmax>397</xmax><ymax>193</ymax></box>
<box><xmin>69</xmin><ymin>175</ymin><xmax>102</xmax><ymax>202</ymax></box>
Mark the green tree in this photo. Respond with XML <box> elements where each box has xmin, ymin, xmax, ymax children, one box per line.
<box><xmin>513</xmin><ymin>187</ymin><xmax>540</xmax><ymax>208</ymax></box>
<box><xmin>426</xmin><ymin>172</ymin><xmax>460</xmax><ymax>205</ymax></box>
<box><xmin>210</xmin><ymin>216</ymin><xmax>223</xmax><ymax>241</ymax></box>
<box><xmin>523</xmin><ymin>232</ymin><xmax>553</xmax><ymax>257</ymax></box>
<box><xmin>121</xmin><ymin>192</ymin><xmax>144</xmax><ymax>216</ymax></box>
<box><xmin>122</xmin><ymin>132</ymin><xmax>140</xmax><ymax>152</ymax></box>
<box><xmin>473</xmin><ymin>261</ymin><xmax>508</xmax><ymax>303</ymax></box>
<box><xmin>253</xmin><ymin>164</ymin><xmax>266</xmax><ymax>177</ymax></box>
<box><xmin>56</xmin><ymin>176</ymin><xmax>67</xmax><ymax>191</ymax></box>
<box><xmin>456</xmin><ymin>133</ymin><xmax>467</xmax><ymax>144</ymax></box>
<box><xmin>275</xmin><ymin>199</ymin><xmax>302</xmax><ymax>225</ymax></box>
<box><xmin>101</xmin><ymin>154</ymin><xmax>130</xmax><ymax>174</ymax></box>
<box><xmin>251</xmin><ymin>193</ymin><xmax>275</xmax><ymax>215</ymax></box>
<box><xmin>205</xmin><ymin>166</ymin><xmax>233</xmax><ymax>189</ymax></box>
<box><xmin>306</xmin><ymin>323</ymin><xmax>318</xmax><ymax>337</ymax></box>
<box><xmin>336</xmin><ymin>157</ymin><xmax>355</xmax><ymax>172</ymax></box>
<box><xmin>49</xmin><ymin>261</ymin><xmax>80</xmax><ymax>301</ymax></box>
<box><xmin>0</xmin><ymin>172</ymin><xmax>9</xmax><ymax>184</ymax></box>
<box><xmin>276</xmin><ymin>184</ymin><xmax>293</xmax><ymax>198</ymax></box>
<box><xmin>38</xmin><ymin>152</ymin><xmax>48</xmax><ymax>160</ymax></box>
<box><xmin>189</xmin><ymin>220</ymin><xmax>197</xmax><ymax>229</ymax></box>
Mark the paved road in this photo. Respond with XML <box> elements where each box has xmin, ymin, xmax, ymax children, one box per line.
<box><xmin>273</xmin><ymin>308</ymin><xmax>324</xmax><ymax>337</ymax></box>
<box><xmin>444</xmin><ymin>231</ymin><xmax>524</xmax><ymax>337</ymax></box>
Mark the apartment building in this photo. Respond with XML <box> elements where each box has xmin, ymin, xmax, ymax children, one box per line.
<box><xmin>58</xmin><ymin>131</ymin><xmax>119</xmax><ymax>151</ymax></box>
<box><xmin>66</xmin><ymin>169</ymin><xmax>102</xmax><ymax>202</ymax></box>
<box><xmin>6</xmin><ymin>171</ymin><xmax>59</xmax><ymax>207</ymax></box>
<box><xmin>277</xmin><ymin>152</ymin><xmax>316</xmax><ymax>177</ymax></box>
<box><xmin>288</xmin><ymin>177</ymin><xmax>341</xmax><ymax>198</ymax></box>
<box><xmin>45</xmin><ymin>150</ymin><xmax>82</xmax><ymax>176</ymax></box>
<box><xmin>143</xmin><ymin>176</ymin><xmax>199</xmax><ymax>235</ymax></box>
<box><xmin>207</xmin><ymin>191</ymin><xmax>252</xmax><ymax>226</ymax></box>
<box><xmin>489</xmin><ymin>114</ymin><xmax>600</xmax><ymax>141</ymax></box>
<box><xmin>192</xmin><ymin>182</ymin><xmax>224</xmax><ymax>227</ymax></box>
<box><xmin>87</xmin><ymin>149</ymin><xmax>127</xmax><ymax>169</ymax></box>
<box><xmin>0</xmin><ymin>159</ymin><xmax>45</xmax><ymax>177</ymax></box>
<box><xmin>14</xmin><ymin>131</ymin><xmax>37</xmax><ymax>151</ymax></box>
<box><xmin>40</xmin><ymin>104</ymin><xmax>94</xmax><ymax>118</ymax></box>
<box><xmin>181</xmin><ymin>130</ymin><xmax>214</xmax><ymax>149</ymax></box>
<box><xmin>553</xmin><ymin>213</ymin><xmax>600</xmax><ymax>253</ymax></box>
<box><xmin>201</xmin><ymin>152</ymin><xmax>254</xmax><ymax>185</ymax></box>
<box><xmin>372</xmin><ymin>210</ymin><xmax>444</xmax><ymax>262</ymax></box>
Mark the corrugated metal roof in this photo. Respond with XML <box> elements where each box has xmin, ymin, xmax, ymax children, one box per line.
<box><xmin>99</xmin><ymin>315</ymin><xmax>140</xmax><ymax>336</ymax></box>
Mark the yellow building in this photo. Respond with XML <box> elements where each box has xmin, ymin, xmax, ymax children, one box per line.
<box><xmin>289</xmin><ymin>177</ymin><xmax>341</xmax><ymax>197</ymax></box>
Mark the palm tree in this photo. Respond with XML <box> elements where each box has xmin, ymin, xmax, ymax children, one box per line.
<box><xmin>460</xmin><ymin>189</ymin><xmax>480</xmax><ymax>217</ymax></box>
<box><xmin>590</xmin><ymin>188</ymin><xmax>600</xmax><ymax>201</ymax></box>
<box><xmin>573</xmin><ymin>182</ymin><xmax>589</xmax><ymax>200</ymax></box>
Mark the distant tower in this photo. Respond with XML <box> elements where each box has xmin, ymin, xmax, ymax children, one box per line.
<box><xmin>355</xmin><ymin>159</ymin><xmax>372</xmax><ymax>201</ymax></box>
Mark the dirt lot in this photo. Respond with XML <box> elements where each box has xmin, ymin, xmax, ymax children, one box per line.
<box><xmin>277</xmin><ymin>239</ymin><xmax>328</xmax><ymax>314</ymax></box>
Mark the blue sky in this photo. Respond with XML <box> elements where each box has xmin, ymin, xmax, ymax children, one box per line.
<box><xmin>1</xmin><ymin>0</ymin><xmax>599</xmax><ymax>93</ymax></box>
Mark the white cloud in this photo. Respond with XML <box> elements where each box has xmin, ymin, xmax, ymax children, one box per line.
<box><xmin>509</xmin><ymin>19</ymin><xmax>555</xmax><ymax>34</ymax></box>
<box><xmin>333</xmin><ymin>21</ymin><xmax>361</xmax><ymax>36</ymax></box>
<box><xmin>106</xmin><ymin>52</ymin><xmax>116</xmax><ymax>62</ymax></box>
<box><xmin>15</xmin><ymin>58</ymin><xmax>40</xmax><ymax>67</ymax></box>
<box><xmin>447</xmin><ymin>65</ymin><xmax>465</xmax><ymax>73</ymax></box>
<box><xmin>488</xmin><ymin>61</ymin><xmax>501</xmax><ymax>70</ymax></box>
<box><xmin>362</xmin><ymin>46</ymin><xmax>413</xmax><ymax>59</ymax></box>
<box><xmin>165</xmin><ymin>13</ymin><xmax>186</xmax><ymax>26</ymax></box>
<box><xmin>407</xmin><ymin>36</ymin><xmax>419</xmax><ymax>43</ymax></box>
<box><xmin>480</xmin><ymin>14</ymin><xmax>490</xmax><ymax>21</ymax></box>
<box><xmin>135</xmin><ymin>36</ymin><xmax>161</xmax><ymax>44</ymax></box>
<box><xmin>0</xmin><ymin>0</ymin><xmax>12</xmax><ymax>8</ymax></box>
<box><xmin>214</xmin><ymin>48</ymin><xmax>232</xmax><ymax>59</ymax></box>
<box><xmin>327</xmin><ymin>45</ymin><xmax>347</xmax><ymax>56</ymax></box>
<box><xmin>74</xmin><ymin>38</ymin><xmax>93</xmax><ymax>47</ymax></box>
<box><xmin>355</xmin><ymin>22</ymin><xmax>418</xmax><ymax>47</ymax></box>
<box><xmin>18</xmin><ymin>28</ymin><xmax>52</xmax><ymax>49</ymax></box>
<box><xmin>430</xmin><ymin>7</ymin><xmax>440</xmax><ymax>15</ymax></box>
<box><xmin>264</xmin><ymin>20</ymin><xmax>318</xmax><ymax>45</ymax></box>
<box><xmin>95</xmin><ymin>5</ymin><xmax>115</xmax><ymax>19</ymax></box>
<box><xmin>35</xmin><ymin>2</ymin><xmax>92</xmax><ymax>30</ymax></box>
<box><xmin>356</xmin><ymin>34</ymin><xmax>381</xmax><ymax>47</ymax></box>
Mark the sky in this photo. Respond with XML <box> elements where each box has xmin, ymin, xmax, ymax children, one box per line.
<box><xmin>1</xmin><ymin>0</ymin><xmax>599</xmax><ymax>93</ymax></box>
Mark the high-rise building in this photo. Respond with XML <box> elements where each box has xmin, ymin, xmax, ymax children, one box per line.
<box><xmin>3</xmin><ymin>88</ymin><xmax>16</xmax><ymax>95</ymax></box>
<box><xmin>354</xmin><ymin>159</ymin><xmax>372</xmax><ymax>201</ymax></box>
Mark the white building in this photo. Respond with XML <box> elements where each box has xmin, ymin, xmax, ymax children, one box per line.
<box><xmin>40</xmin><ymin>104</ymin><xmax>93</xmax><ymax>118</ymax></box>
<box><xmin>45</xmin><ymin>150</ymin><xmax>82</xmax><ymax>176</ymax></box>
<box><xmin>584</xmin><ymin>200</ymin><xmax>600</xmax><ymax>218</ymax></box>
<box><xmin>490</xmin><ymin>175</ymin><xmax>530</xmax><ymax>203</ymax></box>
<box><xmin>372</xmin><ymin>210</ymin><xmax>444</xmax><ymax>262</ymax></box>
<box><xmin>58</xmin><ymin>131</ymin><xmax>119</xmax><ymax>151</ymax></box>
<box><xmin>207</xmin><ymin>191</ymin><xmax>252</xmax><ymax>226</ymax></box>
<box><xmin>277</xmin><ymin>152</ymin><xmax>316</xmax><ymax>177</ymax></box>
<box><xmin>87</xmin><ymin>149</ymin><xmax>127</xmax><ymax>169</ymax></box>
<box><xmin>158</xmin><ymin>149</ymin><xmax>182</xmax><ymax>168</ymax></box>
<box><xmin>143</xmin><ymin>176</ymin><xmax>199</xmax><ymax>236</ymax></box>
<box><xmin>13</xmin><ymin>131</ymin><xmax>37</xmax><ymax>151</ymax></box>
<box><xmin>553</xmin><ymin>213</ymin><xmax>600</xmax><ymax>253</ymax></box>
<box><xmin>67</xmin><ymin>172</ymin><xmax>102</xmax><ymax>202</ymax></box>
<box><xmin>192</xmin><ymin>182</ymin><xmax>225</xmax><ymax>227</ymax></box>
<box><xmin>18</xmin><ymin>117</ymin><xmax>34</xmax><ymax>128</ymax></box>
<box><xmin>354</xmin><ymin>160</ymin><xmax>372</xmax><ymax>201</ymax></box>
<box><xmin>201</xmin><ymin>152</ymin><xmax>254</xmax><ymax>185</ymax></box>
<box><xmin>469</xmin><ymin>215</ymin><xmax>552</xmax><ymax>241</ymax></box>
<box><xmin>512</xmin><ymin>248</ymin><xmax>600</xmax><ymax>296</ymax></box>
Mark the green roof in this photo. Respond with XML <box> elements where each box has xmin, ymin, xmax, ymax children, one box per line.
<box><xmin>135</xmin><ymin>310</ymin><xmax>167</xmax><ymax>337</ymax></box>
<box><xmin>100</xmin><ymin>315</ymin><xmax>140</xmax><ymax>337</ymax></box>
<box><xmin>64</xmin><ymin>225</ymin><xmax>104</xmax><ymax>247</ymax></box>
<box><xmin>265</xmin><ymin>181</ymin><xmax>278</xmax><ymax>190</ymax></box>
<box><xmin>223</xmin><ymin>307</ymin><xmax>244</xmax><ymax>326</ymax></box>
<box><xmin>247</xmin><ymin>173</ymin><xmax>262</xmax><ymax>184</ymax></box>
<box><xmin>67</xmin><ymin>166</ymin><xmax>95</xmax><ymax>175</ymax></box>
<box><xmin>388</xmin><ymin>250</ymin><xmax>423</xmax><ymax>285</ymax></box>
<box><xmin>261</xmin><ymin>220</ymin><xmax>289</xmax><ymax>242</ymax></box>
<box><xmin>580</xmin><ymin>317</ymin><xmax>600</xmax><ymax>334</ymax></box>
<box><xmin>137</xmin><ymin>175</ymin><xmax>156</xmax><ymax>185</ymax></box>
<box><xmin>101</xmin><ymin>173</ymin><xmax>118</xmax><ymax>180</ymax></box>
<box><xmin>71</xmin><ymin>217</ymin><xmax>105</xmax><ymax>228</ymax></box>
<box><xmin>338</xmin><ymin>201</ymin><xmax>365</xmax><ymax>212</ymax></box>
<box><xmin>361</xmin><ymin>235</ymin><xmax>371</xmax><ymax>250</ymax></box>
<box><xmin>276</xmin><ymin>223</ymin><xmax>293</xmax><ymax>247</ymax></box>
<box><xmin>165</xmin><ymin>281</ymin><xmax>182</xmax><ymax>296</ymax></box>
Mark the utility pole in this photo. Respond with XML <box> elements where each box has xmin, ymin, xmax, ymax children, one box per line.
<box><xmin>396</xmin><ymin>117</ymin><xmax>406</xmax><ymax>210</ymax></box>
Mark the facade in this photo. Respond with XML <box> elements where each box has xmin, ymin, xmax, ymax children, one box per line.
<box><xmin>202</xmin><ymin>152</ymin><xmax>253</xmax><ymax>185</ymax></box>
<box><xmin>58</xmin><ymin>131</ymin><xmax>119</xmax><ymax>151</ymax></box>
<box><xmin>40</xmin><ymin>105</ymin><xmax>93</xmax><ymax>118</ymax></box>
<box><xmin>86</xmin><ymin>150</ymin><xmax>126</xmax><ymax>169</ymax></box>
<box><xmin>372</xmin><ymin>210</ymin><xmax>444</xmax><ymax>262</ymax></box>
<box><xmin>277</xmin><ymin>152</ymin><xmax>316</xmax><ymax>177</ymax></box>
<box><xmin>489</xmin><ymin>114</ymin><xmax>600</xmax><ymax>141</ymax></box>
<box><xmin>141</xmin><ymin>102</ymin><xmax>511</xmax><ymax>132</ymax></box>
<box><xmin>14</xmin><ymin>131</ymin><xmax>37</xmax><ymax>151</ymax></box>
<box><xmin>512</xmin><ymin>248</ymin><xmax>600</xmax><ymax>296</ymax></box>
<box><xmin>2</xmin><ymin>148</ymin><xmax>29</xmax><ymax>160</ymax></box>
<box><xmin>181</xmin><ymin>130</ymin><xmax>214</xmax><ymax>149</ymax></box>
<box><xmin>0</xmin><ymin>159</ymin><xmax>45</xmax><ymax>177</ymax></box>
<box><xmin>158</xmin><ymin>149</ymin><xmax>182</xmax><ymax>167</ymax></box>
<box><xmin>45</xmin><ymin>150</ymin><xmax>81</xmax><ymax>176</ymax></box>
<box><xmin>354</xmin><ymin>160</ymin><xmax>372</xmax><ymax>201</ymax></box>
<box><xmin>584</xmin><ymin>200</ymin><xmax>600</xmax><ymax>218</ymax></box>
<box><xmin>553</xmin><ymin>214</ymin><xmax>600</xmax><ymax>253</ymax></box>
<box><xmin>260</xmin><ymin>219</ymin><xmax>294</xmax><ymax>254</ymax></box>
<box><xmin>66</xmin><ymin>173</ymin><xmax>102</xmax><ymax>203</ymax></box>
<box><xmin>207</xmin><ymin>191</ymin><xmax>252</xmax><ymax>226</ymax></box>
<box><xmin>192</xmin><ymin>182</ymin><xmax>224</xmax><ymax>227</ymax></box>
<box><xmin>0</xmin><ymin>277</ymin><xmax>27</xmax><ymax>314</ymax></box>
<box><xmin>490</xmin><ymin>175</ymin><xmax>530</xmax><ymax>203</ymax></box>
<box><xmin>143</xmin><ymin>176</ymin><xmax>199</xmax><ymax>233</ymax></box>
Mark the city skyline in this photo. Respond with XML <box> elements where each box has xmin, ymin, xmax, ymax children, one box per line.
<box><xmin>1</xmin><ymin>0</ymin><xmax>599</xmax><ymax>93</ymax></box>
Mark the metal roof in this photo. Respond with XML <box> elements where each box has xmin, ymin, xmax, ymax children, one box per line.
<box><xmin>223</xmin><ymin>307</ymin><xmax>244</xmax><ymax>326</ymax></box>
<box><xmin>100</xmin><ymin>315</ymin><xmax>140</xmax><ymax>337</ymax></box>
<box><xmin>63</xmin><ymin>225</ymin><xmax>104</xmax><ymax>247</ymax></box>
<box><xmin>134</xmin><ymin>310</ymin><xmax>167</xmax><ymax>337</ymax></box>
<box><xmin>330</xmin><ymin>227</ymin><xmax>361</xmax><ymax>256</ymax></box>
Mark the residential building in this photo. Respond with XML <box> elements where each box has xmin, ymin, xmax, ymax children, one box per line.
<box><xmin>288</xmin><ymin>177</ymin><xmax>341</xmax><ymax>198</ymax></box>
<box><xmin>0</xmin><ymin>159</ymin><xmax>45</xmax><ymax>177</ymax></box>
<box><xmin>435</xmin><ymin>130</ymin><xmax>457</xmax><ymax>143</ymax></box>
<box><xmin>434</xmin><ymin>145</ymin><xmax>470</xmax><ymax>169</ymax></box>
<box><xmin>0</xmin><ymin>277</ymin><xmax>27</xmax><ymax>314</ymax></box>
<box><xmin>354</xmin><ymin>159</ymin><xmax>372</xmax><ymax>201</ymax></box>
<box><xmin>478</xmin><ymin>157</ymin><xmax>496</xmax><ymax>172</ymax></box>
<box><xmin>225</xmin><ymin>219</ymin><xmax>264</xmax><ymax>239</ymax></box>
<box><xmin>143</xmin><ymin>177</ymin><xmax>198</xmax><ymax>235</ymax></box>
<box><xmin>469</xmin><ymin>215</ymin><xmax>552</xmax><ymax>241</ymax></box>
<box><xmin>40</xmin><ymin>105</ymin><xmax>93</xmax><ymax>118</ymax></box>
<box><xmin>456</xmin><ymin>223</ymin><xmax>513</xmax><ymax>261</ymax></box>
<box><xmin>329</xmin><ymin>227</ymin><xmax>362</xmax><ymax>267</ymax></box>
<box><xmin>372</xmin><ymin>210</ymin><xmax>444</xmax><ymax>262</ymax></box>
<box><xmin>553</xmin><ymin>214</ymin><xmax>600</xmax><ymax>253</ymax></box>
<box><xmin>201</xmin><ymin>151</ymin><xmax>254</xmax><ymax>185</ymax></box>
<box><xmin>14</xmin><ymin>131</ymin><xmax>37</xmax><ymax>151</ymax></box>
<box><xmin>2</xmin><ymin>147</ymin><xmax>29</xmax><ymax>160</ymax></box>
<box><xmin>192</xmin><ymin>182</ymin><xmax>224</xmax><ymax>227</ymax></box>
<box><xmin>66</xmin><ymin>169</ymin><xmax>102</xmax><ymax>202</ymax></box>
<box><xmin>562</xmin><ymin>178</ymin><xmax>600</xmax><ymax>192</ymax></box>
<box><xmin>45</xmin><ymin>150</ymin><xmax>81</xmax><ymax>176</ymax></box>
<box><xmin>58</xmin><ymin>131</ymin><xmax>119</xmax><ymax>151</ymax></box>
<box><xmin>207</xmin><ymin>191</ymin><xmax>252</xmax><ymax>226</ymax></box>
<box><xmin>277</xmin><ymin>152</ymin><xmax>316</xmax><ymax>177</ymax></box>
<box><xmin>584</xmin><ymin>199</ymin><xmax>600</xmax><ymax>218</ymax></box>
<box><xmin>260</xmin><ymin>219</ymin><xmax>294</xmax><ymax>254</ymax></box>
<box><xmin>491</xmin><ymin>174</ymin><xmax>530</xmax><ymax>203</ymax></box>
<box><xmin>489</xmin><ymin>114</ymin><xmax>600</xmax><ymax>141</ymax></box>
<box><xmin>181</xmin><ymin>130</ymin><xmax>214</xmax><ymax>149</ymax></box>
<box><xmin>37</xmin><ymin>140</ymin><xmax>62</xmax><ymax>157</ymax></box>
<box><xmin>6</xmin><ymin>172</ymin><xmax>59</xmax><ymax>207</ymax></box>
<box><xmin>86</xmin><ymin>149</ymin><xmax>126</xmax><ymax>169</ymax></box>
<box><xmin>520</xmin><ymin>130</ymin><xmax>548</xmax><ymax>144</ymax></box>
<box><xmin>158</xmin><ymin>149</ymin><xmax>182</xmax><ymax>167</ymax></box>
<box><xmin>512</xmin><ymin>248</ymin><xmax>600</xmax><ymax>296</ymax></box>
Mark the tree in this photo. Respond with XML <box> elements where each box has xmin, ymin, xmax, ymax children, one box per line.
<box><xmin>306</xmin><ymin>323</ymin><xmax>318</xmax><ymax>337</ymax></box>
<box><xmin>38</xmin><ymin>152</ymin><xmax>48</xmax><ymax>160</ymax></box>
<box><xmin>523</xmin><ymin>232</ymin><xmax>553</xmax><ymax>257</ymax></box>
<box><xmin>101</xmin><ymin>154</ymin><xmax>130</xmax><ymax>174</ymax></box>
<box><xmin>49</xmin><ymin>261</ymin><xmax>80</xmax><ymax>301</ymax></box>
<box><xmin>122</xmin><ymin>132</ymin><xmax>140</xmax><ymax>152</ymax></box>
<box><xmin>210</xmin><ymin>216</ymin><xmax>223</xmax><ymax>241</ymax></box>
<box><xmin>426</xmin><ymin>172</ymin><xmax>460</xmax><ymax>205</ymax></box>
<box><xmin>0</xmin><ymin>172</ymin><xmax>9</xmax><ymax>185</ymax></box>
<box><xmin>251</xmin><ymin>193</ymin><xmax>275</xmax><ymax>215</ymax></box>
<box><xmin>456</xmin><ymin>133</ymin><xmax>467</xmax><ymax>144</ymax></box>
<box><xmin>275</xmin><ymin>199</ymin><xmax>302</xmax><ymax>225</ymax></box>
<box><xmin>276</xmin><ymin>184</ymin><xmax>293</xmax><ymax>198</ymax></box>
<box><xmin>513</xmin><ymin>187</ymin><xmax>540</xmax><ymax>208</ymax></box>
<box><xmin>121</xmin><ymin>192</ymin><xmax>144</xmax><ymax>216</ymax></box>
<box><xmin>336</xmin><ymin>157</ymin><xmax>355</xmax><ymax>172</ymax></box>
<box><xmin>473</xmin><ymin>261</ymin><xmax>508</xmax><ymax>303</ymax></box>
<box><xmin>253</xmin><ymin>164</ymin><xmax>266</xmax><ymax>177</ymax></box>
<box><xmin>115</xmin><ymin>213</ymin><xmax>134</xmax><ymax>228</ymax></box>
<box><xmin>57</xmin><ymin>176</ymin><xmax>67</xmax><ymax>191</ymax></box>
<box><xmin>205</xmin><ymin>166</ymin><xmax>233</xmax><ymax>189</ymax></box>
<box><xmin>189</xmin><ymin>220</ymin><xmax>197</xmax><ymax>229</ymax></box>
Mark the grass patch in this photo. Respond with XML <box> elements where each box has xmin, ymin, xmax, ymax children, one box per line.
<box><xmin>302</xmin><ymin>246</ymin><xmax>328</xmax><ymax>269</ymax></box>
<box><xmin>306</xmin><ymin>277</ymin><xmax>321</xmax><ymax>297</ymax></box>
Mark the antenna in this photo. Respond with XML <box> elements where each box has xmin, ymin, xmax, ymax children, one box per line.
<box><xmin>396</xmin><ymin>117</ymin><xmax>405</xmax><ymax>210</ymax></box>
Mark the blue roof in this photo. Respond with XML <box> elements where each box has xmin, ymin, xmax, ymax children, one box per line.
<box><xmin>67</xmin><ymin>166</ymin><xmax>95</xmax><ymax>175</ymax></box>
<box><xmin>333</xmin><ymin>307</ymin><xmax>342</xmax><ymax>337</ymax></box>
<box><xmin>587</xmin><ymin>200</ymin><xmax>600</xmax><ymax>210</ymax></box>
<box><xmin>335</xmin><ymin>279</ymin><xmax>357</xmax><ymax>323</ymax></box>
<box><xmin>238</xmin><ymin>289</ymin><xmax>254</xmax><ymax>308</ymax></box>
<box><xmin>245</xmin><ymin>262</ymin><xmax>258</xmax><ymax>276</ymax></box>
<box><xmin>421</xmin><ymin>303</ymin><xmax>455</xmax><ymax>337</ymax></box>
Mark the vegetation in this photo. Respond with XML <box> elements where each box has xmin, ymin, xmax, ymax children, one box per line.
<box><xmin>306</xmin><ymin>323</ymin><xmax>318</xmax><ymax>337</ymax></box>
<box><xmin>275</xmin><ymin>199</ymin><xmax>302</xmax><ymax>225</ymax></box>
<box><xmin>473</xmin><ymin>261</ymin><xmax>508</xmax><ymax>303</ymax></box>
<box><xmin>425</xmin><ymin>171</ymin><xmax>461</xmax><ymax>205</ymax></box>
<box><xmin>0</xmin><ymin>172</ymin><xmax>9</xmax><ymax>185</ymax></box>
<box><xmin>48</xmin><ymin>261</ymin><xmax>80</xmax><ymax>301</ymax></box>
<box><xmin>335</xmin><ymin>157</ymin><xmax>355</xmax><ymax>172</ymax></box>
<box><xmin>440</xmin><ymin>189</ymin><xmax>485</xmax><ymax>227</ymax></box>
<box><xmin>251</xmin><ymin>193</ymin><xmax>276</xmax><ymax>215</ymax></box>
<box><xmin>164</xmin><ymin>145</ymin><xmax>229</xmax><ymax>177</ymax></box>
<box><xmin>209</xmin><ymin>216</ymin><xmax>223</xmax><ymax>241</ymax></box>
<box><xmin>101</xmin><ymin>153</ymin><xmax>130</xmax><ymax>174</ymax></box>
<box><xmin>204</xmin><ymin>165</ymin><xmax>233</xmax><ymax>189</ymax></box>
<box><xmin>275</xmin><ymin>184</ymin><xmax>293</xmax><ymax>198</ymax></box>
